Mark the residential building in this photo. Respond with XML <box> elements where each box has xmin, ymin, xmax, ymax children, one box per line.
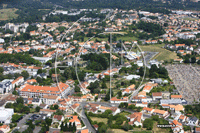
<box><xmin>42</xmin><ymin>95</ymin><xmax>59</xmax><ymax>105</ymax></box>
<box><xmin>152</xmin><ymin>92</ymin><xmax>162</xmax><ymax>100</ymax></box>
<box><xmin>127</xmin><ymin>112</ymin><xmax>143</xmax><ymax>126</ymax></box>
<box><xmin>19</xmin><ymin>82</ymin><xmax>70</xmax><ymax>98</ymax></box>
<box><xmin>0</xmin><ymin>79</ymin><xmax>13</xmax><ymax>94</ymax></box>
<box><xmin>0</xmin><ymin>107</ymin><xmax>14</xmax><ymax>124</ymax></box>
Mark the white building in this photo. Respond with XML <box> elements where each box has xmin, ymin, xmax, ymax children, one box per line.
<box><xmin>42</xmin><ymin>95</ymin><xmax>59</xmax><ymax>105</ymax></box>
<box><xmin>32</xmin><ymin>57</ymin><xmax>52</xmax><ymax>63</ymax></box>
<box><xmin>0</xmin><ymin>79</ymin><xmax>13</xmax><ymax>94</ymax></box>
<box><xmin>0</xmin><ymin>107</ymin><xmax>14</xmax><ymax>124</ymax></box>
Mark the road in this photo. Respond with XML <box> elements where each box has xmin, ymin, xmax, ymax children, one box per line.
<box><xmin>17</xmin><ymin>113</ymin><xmax>32</xmax><ymax>132</ymax></box>
<box><xmin>129</xmin><ymin>84</ymin><xmax>145</xmax><ymax>102</ymax></box>
<box><xmin>80</xmin><ymin>104</ymin><xmax>96</xmax><ymax>133</ymax></box>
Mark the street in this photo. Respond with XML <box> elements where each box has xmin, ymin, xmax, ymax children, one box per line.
<box><xmin>80</xmin><ymin>104</ymin><xmax>96</xmax><ymax>133</ymax></box>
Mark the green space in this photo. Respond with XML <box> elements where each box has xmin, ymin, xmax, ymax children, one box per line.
<box><xmin>90</xmin><ymin>117</ymin><xmax>108</xmax><ymax>123</ymax></box>
<box><xmin>133</xmin><ymin>44</ymin><xmax>178</xmax><ymax>61</ymax></box>
<box><xmin>0</xmin><ymin>8</ymin><xmax>18</xmax><ymax>21</ymax></box>
<box><xmin>182</xmin><ymin>17</ymin><xmax>199</xmax><ymax>21</ymax></box>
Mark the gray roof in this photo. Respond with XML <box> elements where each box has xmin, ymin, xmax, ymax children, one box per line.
<box><xmin>189</xmin><ymin>116</ymin><xmax>198</xmax><ymax>122</ymax></box>
<box><xmin>160</xmin><ymin>99</ymin><xmax>182</xmax><ymax>105</ymax></box>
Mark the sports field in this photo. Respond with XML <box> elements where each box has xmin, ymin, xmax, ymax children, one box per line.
<box><xmin>134</xmin><ymin>44</ymin><xmax>178</xmax><ymax>61</ymax></box>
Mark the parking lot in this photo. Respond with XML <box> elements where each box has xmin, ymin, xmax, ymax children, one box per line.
<box><xmin>14</xmin><ymin>113</ymin><xmax>47</xmax><ymax>132</ymax></box>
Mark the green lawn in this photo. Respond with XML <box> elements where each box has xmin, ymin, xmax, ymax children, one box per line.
<box><xmin>0</xmin><ymin>8</ymin><xmax>18</xmax><ymax>20</ymax></box>
<box><xmin>118</xmin><ymin>36</ymin><xmax>138</xmax><ymax>41</ymax></box>
<box><xmin>133</xmin><ymin>44</ymin><xmax>178</xmax><ymax>61</ymax></box>
<box><xmin>90</xmin><ymin>117</ymin><xmax>108</xmax><ymax>123</ymax></box>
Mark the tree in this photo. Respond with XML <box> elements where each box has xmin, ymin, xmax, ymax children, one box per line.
<box><xmin>123</xmin><ymin>122</ymin><xmax>132</xmax><ymax>131</ymax></box>
<box><xmin>184</xmin><ymin>57</ymin><xmax>190</xmax><ymax>63</ymax></box>
<box><xmin>73</xmin><ymin>122</ymin><xmax>76</xmax><ymax>132</ymax></box>
<box><xmin>198</xmin><ymin>60</ymin><xmax>200</xmax><ymax>65</ymax></box>
<box><xmin>45</xmin><ymin>118</ymin><xmax>52</xmax><ymax>126</ymax></box>
<box><xmin>35</xmin><ymin>106</ymin><xmax>41</xmax><ymax>112</ymax></box>
<box><xmin>0</xmin><ymin>67</ymin><xmax>4</xmax><ymax>73</ymax></box>
<box><xmin>12</xmin><ymin>114</ymin><xmax>22</xmax><ymax>123</ymax></box>
<box><xmin>143</xmin><ymin>118</ymin><xmax>154</xmax><ymax>130</ymax></box>
<box><xmin>54</xmin><ymin>104</ymin><xmax>59</xmax><ymax>110</ymax></box>
<box><xmin>75</xmin><ymin>85</ymin><xmax>80</xmax><ymax>92</ymax></box>
<box><xmin>16</xmin><ymin>97</ymin><xmax>24</xmax><ymax>104</ymax></box>
<box><xmin>21</xmin><ymin>70</ymin><xmax>29</xmax><ymax>79</ymax></box>
<box><xmin>191</xmin><ymin>56</ymin><xmax>196</xmax><ymax>63</ymax></box>
<box><xmin>37</xmin><ymin>69</ymin><xmax>43</xmax><ymax>74</ymax></box>
<box><xmin>101</xmin><ymin>81</ymin><xmax>107</xmax><ymax>88</ymax></box>
<box><xmin>139</xmin><ymin>67</ymin><xmax>144</xmax><ymax>76</ymax></box>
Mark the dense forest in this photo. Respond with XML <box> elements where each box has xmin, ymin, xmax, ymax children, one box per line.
<box><xmin>46</xmin><ymin>0</ymin><xmax>200</xmax><ymax>10</ymax></box>
<box><xmin>81</xmin><ymin>53</ymin><xmax>110</xmax><ymax>71</ymax></box>
<box><xmin>0</xmin><ymin>53</ymin><xmax>41</xmax><ymax>65</ymax></box>
<box><xmin>0</xmin><ymin>0</ymin><xmax>200</xmax><ymax>25</ymax></box>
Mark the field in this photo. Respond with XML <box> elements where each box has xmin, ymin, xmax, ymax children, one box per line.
<box><xmin>90</xmin><ymin>117</ymin><xmax>108</xmax><ymax>123</ymax></box>
<box><xmin>0</xmin><ymin>8</ymin><xmax>18</xmax><ymax>21</ymax></box>
<box><xmin>111</xmin><ymin>129</ymin><xmax>152</xmax><ymax>133</ymax></box>
<box><xmin>134</xmin><ymin>44</ymin><xmax>178</xmax><ymax>61</ymax></box>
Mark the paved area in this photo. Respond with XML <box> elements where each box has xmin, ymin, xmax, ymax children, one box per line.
<box><xmin>17</xmin><ymin>113</ymin><xmax>32</xmax><ymax>132</ymax></box>
<box><xmin>80</xmin><ymin>105</ymin><xmax>96</xmax><ymax>133</ymax></box>
<box><xmin>165</xmin><ymin>64</ymin><xmax>200</xmax><ymax>104</ymax></box>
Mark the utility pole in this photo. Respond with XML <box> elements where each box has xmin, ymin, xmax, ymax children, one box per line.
<box><xmin>110</xmin><ymin>33</ymin><xmax>112</xmax><ymax>103</ymax></box>
<box><xmin>121</xmin><ymin>41</ymin><xmax>123</xmax><ymax>65</ymax></box>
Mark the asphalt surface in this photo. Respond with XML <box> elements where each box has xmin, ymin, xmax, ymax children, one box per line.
<box><xmin>142</xmin><ymin>52</ymin><xmax>159</xmax><ymax>65</ymax></box>
<box><xmin>80</xmin><ymin>105</ymin><xmax>96</xmax><ymax>133</ymax></box>
<box><xmin>17</xmin><ymin>113</ymin><xmax>32</xmax><ymax>132</ymax></box>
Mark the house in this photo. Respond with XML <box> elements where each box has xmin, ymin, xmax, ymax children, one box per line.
<box><xmin>37</xmin><ymin>73</ymin><xmax>47</xmax><ymax>79</ymax></box>
<box><xmin>195</xmin><ymin>127</ymin><xmax>200</xmax><ymax>133</ymax></box>
<box><xmin>11</xmin><ymin>76</ymin><xmax>24</xmax><ymax>88</ymax></box>
<box><xmin>152</xmin><ymin>92</ymin><xmax>162</xmax><ymax>100</ymax></box>
<box><xmin>42</xmin><ymin>95</ymin><xmax>59</xmax><ymax>105</ymax></box>
<box><xmin>127</xmin><ymin>112</ymin><xmax>143</xmax><ymax>126</ymax></box>
<box><xmin>152</xmin><ymin>109</ymin><xmax>169</xmax><ymax>118</ymax></box>
<box><xmin>39</xmin><ymin>109</ymin><xmax>56</xmax><ymax>115</ymax></box>
<box><xmin>98</xmin><ymin>106</ymin><xmax>120</xmax><ymax>116</ymax></box>
<box><xmin>142</xmin><ymin>107</ymin><xmax>154</xmax><ymax>114</ymax></box>
<box><xmin>71</xmin><ymin>103</ymin><xmax>80</xmax><ymax>113</ymax></box>
<box><xmin>122</xmin><ymin>84</ymin><xmax>135</xmax><ymax>95</ymax></box>
<box><xmin>69</xmin><ymin>116</ymin><xmax>81</xmax><ymax>129</ymax></box>
<box><xmin>143</xmin><ymin>85</ymin><xmax>153</xmax><ymax>93</ymax></box>
<box><xmin>0</xmin><ymin>107</ymin><xmax>14</xmax><ymax>124</ymax></box>
<box><xmin>138</xmin><ymin>91</ymin><xmax>146</xmax><ymax>97</ymax></box>
<box><xmin>0</xmin><ymin>79</ymin><xmax>13</xmax><ymax>94</ymax></box>
<box><xmin>0</xmin><ymin>125</ymin><xmax>10</xmax><ymax>133</ymax></box>
<box><xmin>178</xmin><ymin>115</ymin><xmax>186</xmax><ymax>123</ymax></box>
<box><xmin>131</xmin><ymin>96</ymin><xmax>142</xmax><ymax>102</ymax></box>
<box><xmin>52</xmin><ymin>74</ymin><xmax>60</xmax><ymax>82</ymax></box>
<box><xmin>135</xmin><ymin>102</ymin><xmax>148</xmax><ymax>107</ymax></box>
<box><xmin>93</xmin><ymin>124</ymin><xmax>98</xmax><ymax>131</ymax></box>
<box><xmin>175</xmin><ymin>44</ymin><xmax>185</xmax><ymax>49</ymax></box>
<box><xmin>171</xmin><ymin>95</ymin><xmax>182</xmax><ymax>99</ymax></box>
<box><xmin>161</xmin><ymin>104</ymin><xmax>184</xmax><ymax>113</ymax></box>
<box><xmin>162</xmin><ymin>91</ymin><xmax>170</xmax><ymax>99</ymax></box>
<box><xmin>80</xmin><ymin>129</ymin><xmax>89</xmax><ymax>133</ymax></box>
<box><xmin>53</xmin><ymin>115</ymin><xmax>64</xmax><ymax>123</ymax></box>
<box><xmin>171</xmin><ymin>120</ymin><xmax>183</xmax><ymax>133</ymax></box>
<box><xmin>187</xmin><ymin>116</ymin><xmax>199</xmax><ymax>126</ymax></box>
<box><xmin>110</xmin><ymin>97</ymin><xmax>128</xmax><ymax>104</ymax></box>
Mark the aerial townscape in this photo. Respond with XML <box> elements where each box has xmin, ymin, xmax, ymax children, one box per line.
<box><xmin>0</xmin><ymin>0</ymin><xmax>200</xmax><ymax>133</ymax></box>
